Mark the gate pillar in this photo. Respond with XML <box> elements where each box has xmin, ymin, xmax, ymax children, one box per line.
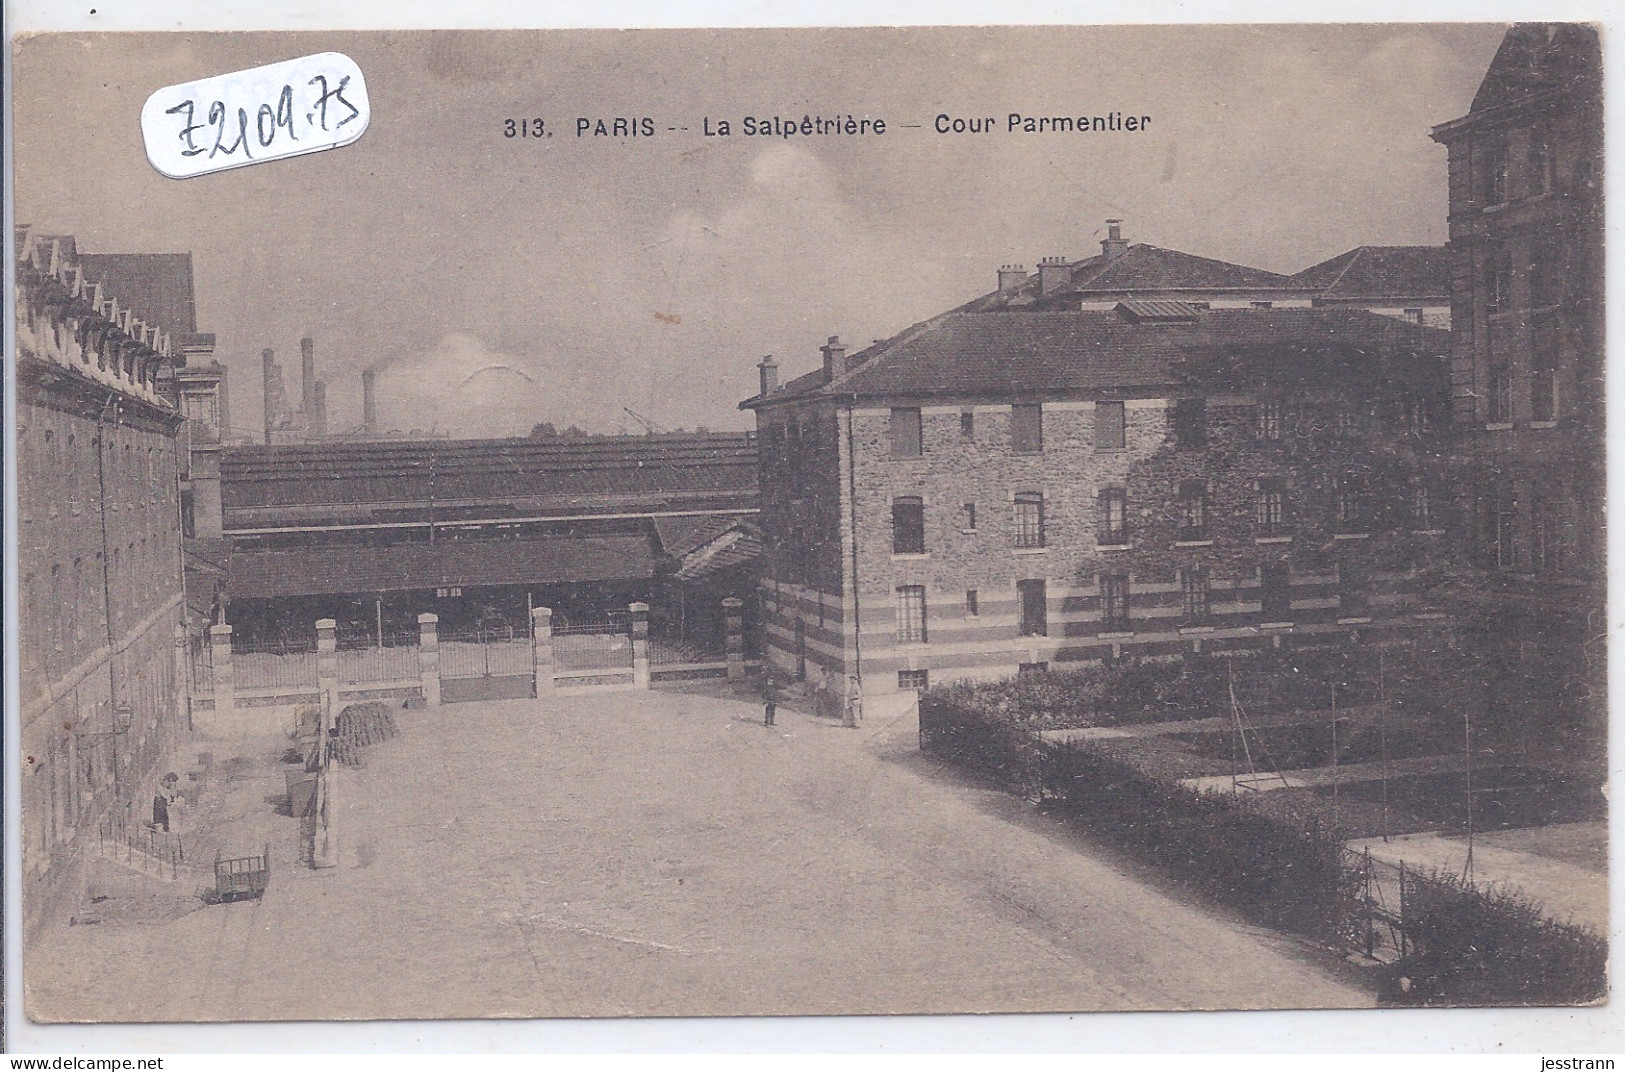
<box><xmin>316</xmin><ymin>619</ymin><xmax>340</xmax><ymax>732</ymax></box>
<box><xmin>531</xmin><ymin>606</ymin><xmax>556</xmax><ymax>698</ymax></box>
<box><xmin>417</xmin><ymin>613</ymin><xmax>441</xmax><ymax>707</ymax></box>
<box><xmin>629</xmin><ymin>602</ymin><xmax>651</xmax><ymax>688</ymax></box>
<box><xmin>209</xmin><ymin>623</ymin><xmax>235</xmax><ymax>729</ymax></box>
<box><xmin>723</xmin><ymin>597</ymin><xmax>746</xmax><ymax>682</ymax></box>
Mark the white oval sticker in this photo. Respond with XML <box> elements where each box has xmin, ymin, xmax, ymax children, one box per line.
<box><xmin>141</xmin><ymin>52</ymin><xmax>370</xmax><ymax>179</ymax></box>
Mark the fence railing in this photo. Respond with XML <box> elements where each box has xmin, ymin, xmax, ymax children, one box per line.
<box><xmin>234</xmin><ymin>647</ymin><xmax>320</xmax><ymax>691</ymax></box>
<box><xmin>98</xmin><ymin>811</ymin><xmax>187</xmax><ymax>879</ymax></box>
<box><xmin>339</xmin><ymin>643</ymin><xmax>421</xmax><ymax>685</ymax></box>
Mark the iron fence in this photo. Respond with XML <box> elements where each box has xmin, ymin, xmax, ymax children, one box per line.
<box><xmin>190</xmin><ymin>636</ymin><xmax>214</xmax><ymax>697</ymax></box>
<box><xmin>338</xmin><ymin>630</ymin><xmax>421</xmax><ymax>685</ymax></box>
<box><xmin>553</xmin><ymin>618</ymin><xmax>634</xmax><ymax>672</ymax></box>
<box><xmin>440</xmin><ymin>628</ymin><xmax>534</xmax><ymax>681</ymax></box>
<box><xmin>233</xmin><ymin>639</ymin><xmax>319</xmax><ymax>691</ymax></box>
<box><xmin>99</xmin><ymin>811</ymin><xmax>187</xmax><ymax>879</ymax></box>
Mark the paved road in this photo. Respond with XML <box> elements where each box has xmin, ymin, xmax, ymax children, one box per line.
<box><xmin>28</xmin><ymin>687</ymin><xmax>1370</xmax><ymax>1020</ymax></box>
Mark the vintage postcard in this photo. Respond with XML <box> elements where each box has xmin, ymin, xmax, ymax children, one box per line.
<box><xmin>8</xmin><ymin>23</ymin><xmax>1606</xmax><ymax>1026</ymax></box>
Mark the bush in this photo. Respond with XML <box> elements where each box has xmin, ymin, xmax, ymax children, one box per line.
<box><xmin>1390</xmin><ymin>869</ymin><xmax>1607</xmax><ymax>1006</ymax></box>
<box><xmin>921</xmin><ymin>694</ymin><xmax>1356</xmax><ymax>945</ymax></box>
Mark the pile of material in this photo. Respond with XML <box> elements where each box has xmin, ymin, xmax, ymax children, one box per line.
<box><xmin>327</xmin><ymin>700</ymin><xmax>401</xmax><ymax>767</ymax></box>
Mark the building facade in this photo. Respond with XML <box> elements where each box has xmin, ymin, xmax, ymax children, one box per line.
<box><xmin>14</xmin><ymin>228</ymin><xmax>194</xmax><ymax>935</ymax></box>
<box><xmin>745</xmin><ymin>304</ymin><xmax>1456</xmax><ymax>697</ymax></box>
<box><xmin>1430</xmin><ymin>24</ymin><xmax>1605</xmax><ymax>748</ymax></box>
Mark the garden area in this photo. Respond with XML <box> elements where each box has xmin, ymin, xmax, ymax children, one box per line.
<box><xmin>918</xmin><ymin>644</ymin><xmax>1607</xmax><ymax>1007</ymax></box>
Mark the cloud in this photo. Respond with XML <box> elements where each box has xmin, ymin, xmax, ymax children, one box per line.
<box><xmin>372</xmin><ymin>333</ymin><xmax>620</xmax><ymax>439</ymax></box>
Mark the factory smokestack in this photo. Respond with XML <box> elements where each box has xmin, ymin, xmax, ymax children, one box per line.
<box><xmin>262</xmin><ymin>348</ymin><xmax>276</xmax><ymax>445</ymax></box>
<box><xmin>301</xmin><ymin>336</ymin><xmax>317</xmax><ymax>425</ymax></box>
<box><xmin>362</xmin><ymin>369</ymin><xmax>378</xmax><ymax>435</ymax></box>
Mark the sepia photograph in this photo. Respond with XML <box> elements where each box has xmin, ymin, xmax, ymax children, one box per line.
<box><xmin>6</xmin><ymin>19</ymin><xmax>1608</xmax><ymax>1030</ymax></box>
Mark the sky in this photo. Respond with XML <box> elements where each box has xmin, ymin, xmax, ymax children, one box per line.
<box><xmin>12</xmin><ymin>25</ymin><xmax>1507</xmax><ymax>439</ymax></box>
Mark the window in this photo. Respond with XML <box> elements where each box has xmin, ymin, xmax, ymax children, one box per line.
<box><xmin>1178</xmin><ymin>480</ymin><xmax>1207</xmax><ymax>540</ymax></box>
<box><xmin>1014</xmin><ymin>492</ymin><xmax>1045</xmax><ymax>549</ymax></box>
<box><xmin>896</xmin><ymin>585</ymin><xmax>928</xmax><ymax>643</ymax></box>
<box><xmin>1098</xmin><ymin>487</ymin><xmax>1128</xmax><ymax>544</ymax></box>
<box><xmin>1485</xmin><ymin>245</ymin><xmax>1513</xmax><ymax>315</ymax></box>
<box><xmin>898</xmin><ymin>669</ymin><xmax>930</xmax><ymax>692</ymax></box>
<box><xmin>1180</xmin><ymin>566</ymin><xmax>1209</xmax><ymax>623</ymax></box>
<box><xmin>1482</xmin><ymin>137</ymin><xmax>1510</xmax><ymax>205</ymax></box>
<box><xmin>1257</xmin><ymin>399</ymin><xmax>1282</xmax><ymax>441</ymax></box>
<box><xmin>1017</xmin><ymin>579</ymin><xmax>1048</xmax><ymax>637</ymax></box>
<box><xmin>1336</xmin><ymin>474</ymin><xmax>1367</xmax><ymax>531</ymax></box>
<box><xmin>1256</xmin><ymin>478</ymin><xmax>1285</xmax><ymax>534</ymax></box>
<box><xmin>965</xmin><ymin>590</ymin><xmax>979</xmax><ymax>617</ymax></box>
<box><xmin>1338</xmin><ymin>564</ymin><xmax>1370</xmax><ymax>617</ymax></box>
<box><xmin>1528</xmin><ymin>131</ymin><xmax>1553</xmax><ymax>196</ymax></box>
<box><xmin>1404</xmin><ymin>307</ymin><xmax>1424</xmax><ymax>325</ymax></box>
<box><xmin>960</xmin><ymin>410</ymin><xmax>975</xmax><ymax>439</ymax></box>
<box><xmin>1532</xmin><ymin>496</ymin><xmax>1570</xmax><ymax>575</ymax></box>
<box><xmin>1172</xmin><ymin>399</ymin><xmax>1207</xmax><ymax>448</ymax></box>
<box><xmin>1481</xmin><ymin>482</ymin><xmax>1518</xmax><ymax>569</ymax></box>
<box><xmin>1101</xmin><ymin>573</ymin><xmax>1130</xmax><ymax>628</ymax></box>
<box><xmin>962</xmin><ymin>502</ymin><xmax>977</xmax><ymax>531</ymax></box>
<box><xmin>891</xmin><ymin>407</ymin><xmax>922</xmax><ymax>458</ymax></box>
<box><xmin>1095</xmin><ymin>400</ymin><xmax>1126</xmax><ymax>450</ymax></box>
<box><xmin>1487</xmin><ymin>360</ymin><xmax>1513</xmax><ymax>422</ymax></box>
<box><xmin>1531</xmin><ymin>312</ymin><xmax>1560</xmax><ymax>421</ymax></box>
<box><xmin>1011</xmin><ymin>403</ymin><xmax>1043</xmax><ymax>454</ymax></box>
<box><xmin>1260</xmin><ymin>562</ymin><xmax>1291</xmax><ymax>619</ymax></box>
<box><xmin>1401</xmin><ymin>399</ymin><xmax>1434</xmax><ymax>436</ymax></box>
<box><xmin>892</xmin><ymin>496</ymin><xmax>925</xmax><ymax>554</ymax></box>
<box><xmin>1531</xmin><ymin>236</ymin><xmax>1564</xmax><ymax>308</ymax></box>
<box><xmin>1411</xmin><ymin>484</ymin><xmax>1434</xmax><ymax>530</ymax></box>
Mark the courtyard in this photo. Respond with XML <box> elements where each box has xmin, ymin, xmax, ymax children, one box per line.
<box><xmin>27</xmin><ymin>685</ymin><xmax>1370</xmax><ymax>1021</ymax></box>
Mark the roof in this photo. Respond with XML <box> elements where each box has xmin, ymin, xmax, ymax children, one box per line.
<box><xmin>225</xmin><ymin>535</ymin><xmax>658</xmax><ymax>598</ymax></box>
<box><xmin>1469</xmin><ymin>23</ymin><xmax>1600</xmax><ymax>115</ymax></box>
<box><xmin>673</xmin><ymin>522</ymin><xmax>763</xmax><ymax>582</ymax></box>
<box><xmin>1068</xmin><ymin>244</ymin><xmax>1296</xmax><ymax>294</ymax></box>
<box><xmin>1291</xmin><ymin>246</ymin><xmax>1450</xmax><ymax>302</ymax></box>
<box><xmin>77</xmin><ymin>253</ymin><xmax>198</xmax><ymax>337</ymax></box>
<box><xmin>654</xmin><ymin>514</ymin><xmax>741</xmax><ymax>558</ymax></box>
<box><xmin>752</xmin><ymin>307</ymin><xmax>1448</xmax><ymax>405</ymax></box>
<box><xmin>220</xmin><ymin>432</ymin><xmax>758</xmax><ymax>526</ymax></box>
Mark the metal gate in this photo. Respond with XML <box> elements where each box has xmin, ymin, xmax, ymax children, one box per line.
<box><xmin>439</xmin><ymin>624</ymin><xmax>535</xmax><ymax>701</ymax></box>
<box><xmin>552</xmin><ymin>614</ymin><xmax>635</xmax><ymax>690</ymax></box>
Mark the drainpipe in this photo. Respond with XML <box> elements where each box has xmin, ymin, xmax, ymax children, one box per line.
<box><xmin>844</xmin><ymin>397</ymin><xmax>863</xmax><ymax>690</ymax></box>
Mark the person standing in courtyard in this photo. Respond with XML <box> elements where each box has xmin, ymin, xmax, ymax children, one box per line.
<box><xmin>763</xmin><ymin>675</ymin><xmax>777</xmax><ymax>726</ymax></box>
<box><xmin>843</xmin><ymin>675</ymin><xmax>862</xmax><ymax>728</ymax></box>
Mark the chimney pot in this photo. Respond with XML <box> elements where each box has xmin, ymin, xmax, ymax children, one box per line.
<box><xmin>1101</xmin><ymin>219</ymin><xmax>1130</xmax><ymax>261</ymax></box>
<box><xmin>1037</xmin><ymin>257</ymin><xmax>1072</xmax><ymax>297</ymax></box>
<box><xmin>757</xmin><ymin>354</ymin><xmax>779</xmax><ymax>397</ymax></box>
<box><xmin>821</xmin><ymin>335</ymin><xmax>849</xmax><ymax>384</ymax></box>
<box><xmin>997</xmin><ymin>264</ymin><xmax>1030</xmax><ymax>293</ymax></box>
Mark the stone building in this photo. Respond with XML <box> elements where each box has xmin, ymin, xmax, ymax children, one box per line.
<box><xmin>743</xmin><ymin>304</ymin><xmax>1455</xmax><ymax>696</ymax></box>
<box><xmin>14</xmin><ymin>228</ymin><xmax>202</xmax><ymax>935</ymax></box>
<box><xmin>1429</xmin><ymin>24</ymin><xmax>1605</xmax><ymax>748</ymax></box>
<box><xmin>978</xmin><ymin>219</ymin><xmax>1449</xmax><ymax>326</ymax></box>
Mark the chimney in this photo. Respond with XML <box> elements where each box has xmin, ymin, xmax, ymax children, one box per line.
<box><xmin>362</xmin><ymin>369</ymin><xmax>378</xmax><ymax>434</ymax></box>
<box><xmin>1101</xmin><ymin>219</ymin><xmax>1129</xmax><ymax>261</ymax></box>
<box><xmin>300</xmin><ymin>336</ymin><xmax>317</xmax><ymax>422</ymax></box>
<box><xmin>997</xmin><ymin>264</ymin><xmax>1029</xmax><ymax>293</ymax></box>
<box><xmin>820</xmin><ymin>335</ymin><xmax>848</xmax><ymax>384</ymax></box>
<box><xmin>261</xmin><ymin>348</ymin><xmax>276</xmax><ymax>444</ymax></box>
<box><xmin>311</xmin><ymin>381</ymin><xmax>327</xmax><ymax>438</ymax></box>
<box><xmin>1038</xmin><ymin>257</ymin><xmax>1072</xmax><ymax>297</ymax></box>
<box><xmin>758</xmin><ymin>354</ymin><xmax>779</xmax><ymax>397</ymax></box>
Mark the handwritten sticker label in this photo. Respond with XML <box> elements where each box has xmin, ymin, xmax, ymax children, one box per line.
<box><xmin>141</xmin><ymin>52</ymin><xmax>370</xmax><ymax>179</ymax></box>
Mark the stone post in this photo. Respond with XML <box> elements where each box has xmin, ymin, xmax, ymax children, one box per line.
<box><xmin>531</xmin><ymin>606</ymin><xmax>556</xmax><ymax>697</ymax></box>
<box><xmin>174</xmin><ymin>623</ymin><xmax>192</xmax><ymax>733</ymax></box>
<box><xmin>417</xmin><ymin>613</ymin><xmax>441</xmax><ymax>707</ymax></box>
<box><xmin>723</xmin><ymin>597</ymin><xmax>746</xmax><ymax>682</ymax></box>
<box><xmin>630</xmin><ymin>602</ymin><xmax>650</xmax><ymax>688</ymax></box>
<box><xmin>316</xmin><ymin>618</ymin><xmax>339</xmax><ymax>736</ymax></box>
<box><xmin>209</xmin><ymin>623</ymin><xmax>235</xmax><ymax>728</ymax></box>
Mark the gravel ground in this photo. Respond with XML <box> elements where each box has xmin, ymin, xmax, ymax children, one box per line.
<box><xmin>26</xmin><ymin>685</ymin><xmax>1370</xmax><ymax>1021</ymax></box>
